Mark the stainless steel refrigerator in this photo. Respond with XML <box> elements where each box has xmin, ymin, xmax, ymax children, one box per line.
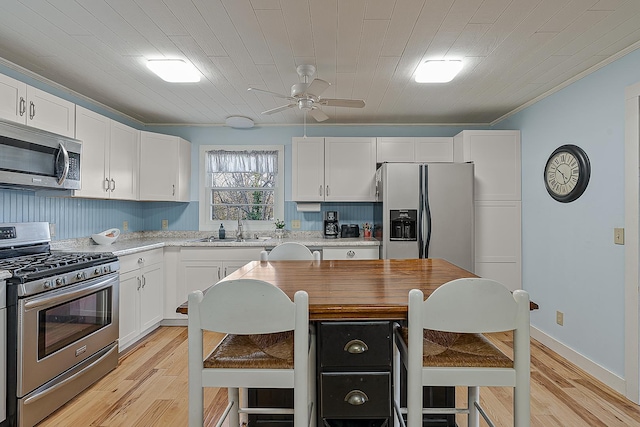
<box><xmin>374</xmin><ymin>162</ymin><xmax>474</xmax><ymax>272</ymax></box>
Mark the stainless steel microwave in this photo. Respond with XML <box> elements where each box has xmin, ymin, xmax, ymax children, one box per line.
<box><xmin>0</xmin><ymin>119</ymin><xmax>81</xmax><ymax>190</ymax></box>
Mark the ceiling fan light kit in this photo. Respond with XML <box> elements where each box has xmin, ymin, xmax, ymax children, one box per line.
<box><xmin>225</xmin><ymin>116</ymin><xmax>255</xmax><ymax>129</ymax></box>
<box><xmin>415</xmin><ymin>60</ymin><xmax>463</xmax><ymax>83</ymax></box>
<box><xmin>247</xmin><ymin>64</ymin><xmax>365</xmax><ymax>124</ymax></box>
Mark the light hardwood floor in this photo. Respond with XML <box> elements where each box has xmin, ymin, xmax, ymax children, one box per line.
<box><xmin>39</xmin><ymin>326</ymin><xmax>640</xmax><ymax>427</ymax></box>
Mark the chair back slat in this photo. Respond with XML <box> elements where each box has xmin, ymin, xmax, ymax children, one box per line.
<box><xmin>419</xmin><ymin>278</ymin><xmax>520</xmax><ymax>333</ymax></box>
<box><xmin>267</xmin><ymin>242</ymin><xmax>315</xmax><ymax>260</ymax></box>
<box><xmin>194</xmin><ymin>279</ymin><xmax>297</xmax><ymax>334</ymax></box>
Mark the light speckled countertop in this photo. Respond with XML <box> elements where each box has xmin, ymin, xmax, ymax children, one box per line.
<box><xmin>51</xmin><ymin>231</ymin><xmax>380</xmax><ymax>256</ymax></box>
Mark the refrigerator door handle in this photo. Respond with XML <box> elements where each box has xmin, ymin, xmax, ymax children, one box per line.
<box><xmin>421</xmin><ymin>164</ymin><xmax>432</xmax><ymax>259</ymax></box>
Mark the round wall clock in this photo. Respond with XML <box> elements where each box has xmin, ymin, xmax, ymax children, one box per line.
<box><xmin>544</xmin><ymin>144</ymin><xmax>590</xmax><ymax>203</ymax></box>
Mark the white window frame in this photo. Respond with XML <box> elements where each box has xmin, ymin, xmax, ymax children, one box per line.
<box><xmin>198</xmin><ymin>144</ymin><xmax>285</xmax><ymax>232</ymax></box>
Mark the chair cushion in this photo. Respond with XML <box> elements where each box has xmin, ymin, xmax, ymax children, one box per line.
<box><xmin>204</xmin><ymin>331</ymin><xmax>294</xmax><ymax>369</ymax></box>
<box><xmin>399</xmin><ymin>328</ymin><xmax>513</xmax><ymax>368</ymax></box>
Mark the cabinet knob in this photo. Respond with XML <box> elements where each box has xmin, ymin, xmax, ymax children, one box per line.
<box><xmin>344</xmin><ymin>339</ymin><xmax>368</xmax><ymax>354</ymax></box>
<box><xmin>138</xmin><ymin>258</ymin><xmax>144</xmax><ymax>264</ymax></box>
<box><xmin>344</xmin><ymin>390</ymin><xmax>368</xmax><ymax>406</ymax></box>
<box><xmin>346</xmin><ymin>250</ymin><xmax>356</xmax><ymax>258</ymax></box>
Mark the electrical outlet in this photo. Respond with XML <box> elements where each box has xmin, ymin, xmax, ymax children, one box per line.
<box><xmin>556</xmin><ymin>311</ymin><xmax>564</xmax><ymax>326</ymax></box>
<box><xmin>291</xmin><ymin>220</ymin><xmax>301</xmax><ymax>229</ymax></box>
<box><xmin>49</xmin><ymin>223</ymin><xmax>56</xmax><ymax>237</ymax></box>
<box><xmin>614</xmin><ymin>227</ymin><xmax>624</xmax><ymax>245</ymax></box>
<box><xmin>123</xmin><ymin>220</ymin><xmax>129</xmax><ymax>232</ymax></box>
<box><xmin>162</xmin><ymin>219</ymin><xmax>168</xmax><ymax>230</ymax></box>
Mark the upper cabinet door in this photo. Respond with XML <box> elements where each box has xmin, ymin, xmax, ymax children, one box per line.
<box><xmin>454</xmin><ymin>130</ymin><xmax>521</xmax><ymax>201</ymax></box>
<box><xmin>109</xmin><ymin>121</ymin><xmax>139</xmax><ymax>200</ymax></box>
<box><xmin>376</xmin><ymin>137</ymin><xmax>453</xmax><ymax>163</ymax></box>
<box><xmin>74</xmin><ymin>106</ymin><xmax>110</xmax><ymax>198</ymax></box>
<box><xmin>325</xmin><ymin>137</ymin><xmax>377</xmax><ymax>202</ymax></box>
<box><xmin>26</xmin><ymin>86</ymin><xmax>76</xmax><ymax>137</ymax></box>
<box><xmin>292</xmin><ymin>137</ymin><xmax>325</xmax><ymax>201</ymax></box>
<box><xmin>0</xmin><ymin>74</ymin><xmax>27</xmax><ymax>123</ymax></box>
<box><xmin>139</xmin><ymin>131</ymin><xmax>191</xmax><ymax>202</ymax></box>
<box><xmin>377</xmin><ymin>137</ymin><xmax>414</xmax><ymax>162</ymax></box>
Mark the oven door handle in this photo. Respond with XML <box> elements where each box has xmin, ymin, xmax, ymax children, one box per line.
<box><xmin>24</xmin><ymin>274</ymin><xmax>117</xmax><ymax>310</ymax></box>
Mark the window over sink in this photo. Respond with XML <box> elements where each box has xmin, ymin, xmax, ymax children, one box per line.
<box><xmin>199</xmin><ymin>145</ymin><xmax>284</xmax><ymax>231</ymax></box>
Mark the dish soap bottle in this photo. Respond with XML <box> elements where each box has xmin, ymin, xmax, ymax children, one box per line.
<box><xmin>218</xmin><ymin>224</ymin><xmax>225</xmax><ymax>239</ymax></box>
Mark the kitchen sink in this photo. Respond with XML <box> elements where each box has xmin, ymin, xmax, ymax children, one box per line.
<box><xmin>190</xmin><ymin>236</ymin><xmax>273</xmax><ymax>243</ymax></box>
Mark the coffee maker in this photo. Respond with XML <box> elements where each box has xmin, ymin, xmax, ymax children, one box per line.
<box><xmin>324</xmin><ymin>211</ymin><xmax>339</xmax><ymax>238</ymax></box>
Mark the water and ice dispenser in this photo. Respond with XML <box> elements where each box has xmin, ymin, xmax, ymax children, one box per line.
<box><xmin>390</xmin><ymin>210</ymin><xmax>417</xmax><ymax>241</ymax></box>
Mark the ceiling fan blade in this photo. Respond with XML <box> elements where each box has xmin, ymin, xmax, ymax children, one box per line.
<box><xmin>306</xmin><ymin>78</ymin><xmax>330</xmax><ymax>97</ymax></box>
<box><xmin>261</xmin><ymin>104</ymin><xmax>296</xmax><ymax>115</ymax></box>
<box><xmin>309</xmin><ymin>108</ymin><xmax>329</xmax><ymax>122</ymax></box>
<box><xmin>248</xmin><ymin>87</ymin><xmax>292</xmax><ymax>100</ymax></box>
<box><xmin>319</xmin><ymin>98</ymin><xmax>365</xmax><ymax>108</ymax></box>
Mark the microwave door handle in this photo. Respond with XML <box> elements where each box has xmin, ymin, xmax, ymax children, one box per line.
<box><xmin>56</xmin><ymin>142</ymin><xmax>70</xmax><ymax>185</ymax></box>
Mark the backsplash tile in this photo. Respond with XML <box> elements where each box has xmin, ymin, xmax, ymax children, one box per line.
<box><xmin>0</xmin><ymin>189</ymin><xmax>373</xmax><ymax>239</ymax></box>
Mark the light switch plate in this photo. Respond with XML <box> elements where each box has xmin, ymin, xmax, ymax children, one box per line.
<box><xmin>123</xmin><ymin>220</ymin><xmax>129</xmax><ymax>231</ymax></box>
<box><xmin>291</xmin><ymin>220</ymin><xmax>301</xmax><ymax>229</ymax></box>
<box><xmin>162</xmin><ymin>219</ymin><xmax>168</xmax><ymax>230</ymax></box>
<box><xmin>614</xmin><ymin>228</ymin><xmax>624</xmax><ymax>245</ymax></box>
<box><xmin>556</xmin><ymin>311</ymin><xmax>564</xmax><ymax>326</ymax></box>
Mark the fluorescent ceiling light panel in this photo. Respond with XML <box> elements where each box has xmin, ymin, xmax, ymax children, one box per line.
<box><xmin>147</xmin><ymin>59</ymin><xmax>201</xmax><ymax>83</ymax></box>
<box><xmin>414</xmin><ymin>60</ymin><xmax>463</xmax><ymax>83</ymax></box>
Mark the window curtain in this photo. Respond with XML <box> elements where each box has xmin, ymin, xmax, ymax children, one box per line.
<box><xmin>206</xmin><ymin>150</ymin><xmax>278</xmax><ymax>174</ymax></box>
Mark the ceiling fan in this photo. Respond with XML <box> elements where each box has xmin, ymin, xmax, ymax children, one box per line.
<box><xmin>247</xmin><ymin>64</ymin><xmax>365</xmax><ymax>122</ymax></box>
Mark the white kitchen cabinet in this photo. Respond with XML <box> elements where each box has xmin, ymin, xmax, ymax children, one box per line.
<box><xmin>118</xmin><ymin>249</ymin><xmax>164</xmax><ymax>351</ymax></box>
<box><xmin>322</xmin><ymin>246</ymin><xmax>379</xmax><ymax>260</ymax></box>
<box><xmin>139</xmin><ymin>131</ymin><xmax>191</xmax><ymax>201</ymax></box>
<box><xmin>454</xmin><ymin>130</ymin><xmax>521</xmax><ymax>201</ymax></box>
<box><xmin>74</xmin><ymin>106</ymin><xmax>138</xmax><ymax>200</ymax></box>
<box><xmin>0</xmin><ymin>74</ymin><xmax>75</xmax><ymax>137</ymax></box>
<box><xmin>474</xmin><ymin>201</ymin><xmax>522</xmax><ymax>291</ymax></box>
<box><xmin>376</xmin><ymin>137</ymin><xmax>453</xmax><ymax>163</ymax></box>
<box><xmin>454</xmin><ymin>130</ymin><xmax>522</xmax><ymax>289</ymax></box>
<box><xmin>292</xmin><ymin>137</ymin><xmax>377</xmax><ymax>202</ymax></box>
<box><xmin>174</xmin><ymin>247</ymin><xmax>263</xmax><ymax>318</ymax></box>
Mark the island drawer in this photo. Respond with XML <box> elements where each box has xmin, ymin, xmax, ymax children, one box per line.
<box><xmin>320</xmin><ymin>372</ymin><xmax>391</xmax><ymax>418</ymax></box>
<box><xmin>318</xmin><ymin>321</ymin><xmax>392</xmax><ymax>368</ymax></box>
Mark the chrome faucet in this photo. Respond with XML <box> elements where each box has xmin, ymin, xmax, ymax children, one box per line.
<box><xmin>236</xmin><ymin>217</ymin><xmax>244</xmax><ymax>241</ymax></box>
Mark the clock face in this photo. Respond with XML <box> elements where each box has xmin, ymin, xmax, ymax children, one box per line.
<box><xmin>544</xmin><ymin>145</ymin><xmax>590</xmax><ymax>203</ymax></box>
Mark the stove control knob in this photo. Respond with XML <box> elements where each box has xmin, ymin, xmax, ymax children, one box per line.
<box><xmin>76</xmin><ymin>272</ymin><xmax>85</xmax><ymax>280</ymax></box>
<box><xmin>104</xmin><ymin>265</ymin><xmax>111</xmax><ymax>273</ymax></box>
<box><xmin>44</xmin><ymin>281</ymin><xmax>53</xmax><ymax>289</ymax></box>
<box><xmin>95</xmin><ymin>268</ymin><xmax>101</xmax><ymax>275</ymax></box>
<box><xmin>56</xmin><ymin>278</ymin><xmax>64</xmax><ymax>286</ymax></box>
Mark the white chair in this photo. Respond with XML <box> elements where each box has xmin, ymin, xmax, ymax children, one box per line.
<box><xmin>188</xmin><ymin>279</ymin><xmax>314</xmax><ymax>427</ymax></box>
<box><xmin>261</xmin><ymin>242</ymin><xmax>321</xmax><ymax>261</ymax></box>
<box><xmin>393</xmin><ymin>278</ymin><xmax>530</xmax><ymax>427</ymax></box>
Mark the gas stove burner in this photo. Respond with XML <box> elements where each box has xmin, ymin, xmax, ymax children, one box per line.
<box><xmin>2</xmin><ymin>251</ymin><xmax>118</xmax><ymax>283</ymax></box>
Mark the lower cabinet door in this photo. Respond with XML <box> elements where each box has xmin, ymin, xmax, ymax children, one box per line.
<box><xmin>320</xmin><ymin>372</ymin><xmax>391</xmax><ymax>418</ymax></box>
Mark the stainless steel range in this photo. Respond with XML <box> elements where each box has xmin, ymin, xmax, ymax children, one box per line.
<box><xmin>0</xmin><ymin>222</ymin><xmax>119</xmax><ymax>427</ymax></box>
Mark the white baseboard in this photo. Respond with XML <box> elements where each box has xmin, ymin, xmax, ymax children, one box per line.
<box><xmin>161</xmin><ymin>318</ymin><xmax>188</xmax><ymax>327</ymax></box>
<box><xmin>530</xmin><ymin>326</ymin><xmax>626</xmax><ymax>396</ymax></box>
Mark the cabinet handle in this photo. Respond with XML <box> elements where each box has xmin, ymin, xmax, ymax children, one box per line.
<box><xmin>344</xmin><ymin>390</ymin><xmax>368</xmax><ymax>406</ymax></box>
<box><xmin>104</xmin><ymin>178</ymin><xmax>110</xmax><ymax>192</ymax></box>
<box><xmin>172</xmin><ymin>184</ymin><xmax>175</xmax><ymax>196</ymax></box>
<box><xmin>29</xmin><ymin>101</ymin><xmax>35</xmax><ymax>120</ymax></box>
<box><xmin>19</xmin><ymin>97</ymin><xmax>26</xmax><ymax>116</ymax></box>
<box><xmin>346</xmin><ymin>250</ymin><xmax>356</xmax><ymax>258</ymax></box>
<box><xmin>218</xmin><ymin>267</ymin><xmax>221</xmax><ymax>280</ymax></box>
<box><xmin>137</xmin><ymin>277</ymin><xmax>141</xmax><ymax>290</ymax></box>
<box><xmin>142</xmin><ymin>275</ymin><xmax>146</xmax><ymax>288</ymax></box>
<box><xmin>111</xmin><ymin>179</ymin><xmax>116</xmax><ymax>191</ymax></box>
<box><xmin>326</xmin><ymin>185</ymin><xmax>330</xmax><ymax>196</ymax></box>
<box><xmin>319</xmin><ymin>185</ymin><xmax>323</xmax><ymax>196</ymax></box>
<box><xmin>344</xmin><ymin>339</ymin><xmax>368</xmax><ymax>354</ymax></box>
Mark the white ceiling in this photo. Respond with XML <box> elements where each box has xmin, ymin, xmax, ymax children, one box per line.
<box><xmin>0</xmin><ymin>0</ymin><xmax>639</xmax><ymax>126</ymax></box>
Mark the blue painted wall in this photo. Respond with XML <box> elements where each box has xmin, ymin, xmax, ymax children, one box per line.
<box><xmin>497</xmin><ymin>49</ymin><xmax>640</xmax><ymax>377</ymax></box>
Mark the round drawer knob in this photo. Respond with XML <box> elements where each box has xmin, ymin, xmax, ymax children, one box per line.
<box><xmin>344</xmin><ymin>390</ymin><xmax>369</xmax><ymax>406</ymax></box>
<box><xmin>346</xmin><ymin>250</ymin><xmax>356</xmax><ymax>258</ymax></box>
<box><xmin>344</xmin><ymin>339</ymin><xmax>368</xmax><ymax>354</ymax></box>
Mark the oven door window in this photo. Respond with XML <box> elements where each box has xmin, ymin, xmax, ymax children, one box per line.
<box><xmin>37</xmin><ymin>287</ymin><xmax>112</xmax><ymax>359</ymax></box>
